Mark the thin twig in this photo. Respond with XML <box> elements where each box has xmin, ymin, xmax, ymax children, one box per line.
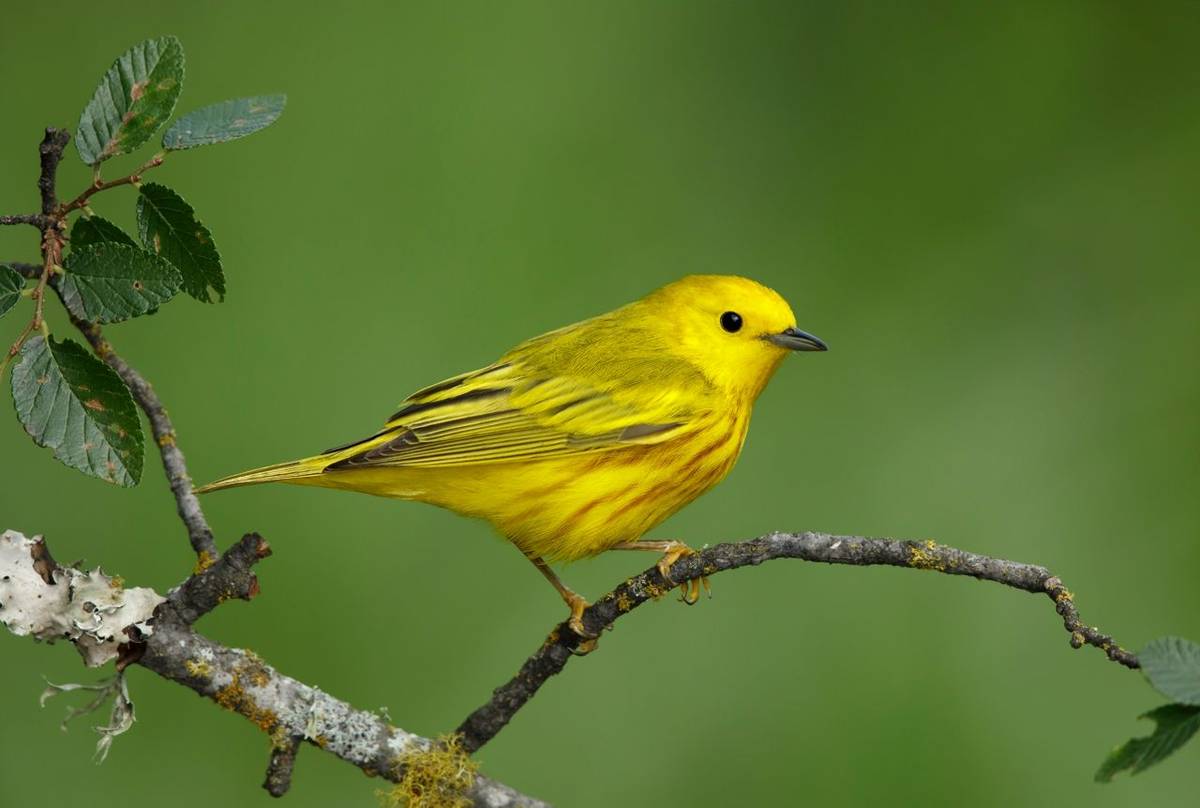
<box><xmin>38</xmin><ymin>127</ymin><xmax>69</xmax><ymax>214</ymax></box>
<box><xmin>58</xmin><ymin>152</ymin><xmax>165</xmax><ymax>215</ymax></box>
<box><xmin>0</xmin><ymin>131</ymin><xmax>68</xmax><ymax>380</ymax></box>
<box><xmin>0</xmin><ymin>213</ymin><xmax>47</xmax><ymax>228</ymax></box>
<box><xmin>70</xmin><ymin>316</ymin><xmax>219</xmax><ymax>561</ymax></box>
<box><xmin>455</xmin><ymin>531</ymin><xmax>1138</xmax><ymax>753</ymax></box>
<box><xmin>31</xmin><ymin>225</ymin><xmax>63</xmax><ymax>330</ymax></box>
<box><xmin>263</xmin><ymin>735</ymin><xmax>302</xmax><ymax>798</ymax></box>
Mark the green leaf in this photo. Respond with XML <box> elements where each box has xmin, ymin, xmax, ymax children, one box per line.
<box><xmin>71</xmin><ymin>215</ymin><xmax>137</xmax><ymax>249</ymax></box>
<box><xmin>59</xmin><ymin>243</ymin><xmax>181</xmax><ymax>324</ymax></box>
<box><xmin>10</xmin><ymin>336</ymin><xmax>144</xmax><ymax>486</ymax></box>
<box><xmin>163</xmin><ymin>94</ymin><xmax>287</xmax><ymax>150</ymax></box>
<box><xmin>75</xmin><ymin>36</ymin><xmax>185</xmax><ymax>165</ymax></box>
<box><xmin>1096</xmin><ymin>704</ymin><xmax>1200</xmax><ymax>782</ymax></box>
<box><xmin>0</xmin><ymin>264</ymin><xmax>24</xmax><ymax>319</ymax></box>
<box><xmin>1142</xmin><ymin>637</ymin><xmax>1200</xmax><ymax>705</ymax></box>
<box><xmin>136</xmin><ymin>183</ymin><xmax>224</xmax><ymax>302</ymax></box>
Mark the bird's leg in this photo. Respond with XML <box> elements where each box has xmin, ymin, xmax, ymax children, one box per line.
<box><xmin>610</xmin><ymin>539</ymin><xmax>711</xmax><ymax>605</ymax></box>
<box><xmin>527</xmin><ymin>555</ymin><xmax>598</xmax><ymax>646</ymax></box>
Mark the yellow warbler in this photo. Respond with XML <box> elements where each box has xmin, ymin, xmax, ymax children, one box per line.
<box><xmin>198</xmin><ymin>275</ymin><xmax>826</xmax><ymax>633</ymax></box>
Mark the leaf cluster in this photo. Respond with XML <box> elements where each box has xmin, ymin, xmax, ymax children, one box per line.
<box><xmin>1</xmin><ymin>36</ymin><xmax>284</xmax><ymax>485</ymax></box>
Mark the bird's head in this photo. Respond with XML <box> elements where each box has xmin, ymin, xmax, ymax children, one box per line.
<box><xmin>644</xmin><ymin>274</ymin><xmax>826</xmax><ymax>400</ymax></box>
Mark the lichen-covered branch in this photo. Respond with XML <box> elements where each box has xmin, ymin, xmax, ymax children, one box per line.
<box><xmin>167</xmin><ymin>531</ymin><xmax>270</xmax><ymax>624</ymax></box>
<box><xmin>140</xmin><ymin>613</ymin><xmax>545</xmax><ymax>807</ymax></box>
<box><xmin>0</xmin><ymin>530</ymin><xmax>547</xmax><ymax>808</ymax></box>
<box><xmin>0</xmin><ymin>530</ymin><xmax>164</xmax><ymax>668</ymax></box>
<box><xmin>456</xmin><ymin>531</ymin><xmax>1139</xmax><ymax>753</ymax></box>
<box><xmin>263</xmin><ymin>734</ymin><xmax>301</xmax><ymax>797</ymax></box>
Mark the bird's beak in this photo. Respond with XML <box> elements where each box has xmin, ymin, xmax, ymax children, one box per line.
<box><xmin>765</xmin><ymin>327</ymin><xmax>828</xmax><ymax>352</ymax></box>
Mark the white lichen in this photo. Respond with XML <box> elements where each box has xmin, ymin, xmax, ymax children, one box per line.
<box><xmin>0</xmin><ymin>530</ymin><xmax>165</xmax><ymax>667</ymax></box>
<box><xmin>301</xmin><ymin>687</ymin><xmax>384</xmax><ymax>764</ymax></box>
<box><xmin>40</xmin><ymin>673</ymin><xmax>136</xmax><ymax>762</ymax></box>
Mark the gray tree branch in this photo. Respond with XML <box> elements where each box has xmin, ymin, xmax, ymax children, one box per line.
<box><xmin>142</xmin><ymin>584</ymin><xmax>547</xmax><ymax>807</ymax></box>
<box><xmin>455</xmin><ymin>531</ymin><xmax>1139</xmax><ymax>753</ymax></box>
<box><xmin>0</xmin><ymin>529</ymin><xmax>546</xmax><ymax>807</ymax></box>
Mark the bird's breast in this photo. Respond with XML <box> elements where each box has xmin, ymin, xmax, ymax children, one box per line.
<box><xmin>458</xmin><ymin>408</ymin><xmax>751</xmax><ymax>562</ymax></box>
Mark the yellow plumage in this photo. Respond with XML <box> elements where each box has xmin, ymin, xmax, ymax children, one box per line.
<box><xmin>198</xmin><ymin>275</ymin><xmax>825</xmax><ymax>628</ymax></box>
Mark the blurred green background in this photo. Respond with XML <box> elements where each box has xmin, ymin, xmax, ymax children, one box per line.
<box><xmin>2</xmin><ymin>2</ymin><xmax>1199</xmax><ymax>806</ymax></box>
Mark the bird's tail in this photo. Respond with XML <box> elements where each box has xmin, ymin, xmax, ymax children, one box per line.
<box><xmin>194</xmin><ymin>454</ymin><xmax>331</xmax><ymax>494</ymax></box>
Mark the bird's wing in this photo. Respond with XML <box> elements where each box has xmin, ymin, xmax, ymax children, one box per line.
<box><xmin>325</xmin><ymin>360</ymin><xmax>712</xmax><ymax>470</ymax></box>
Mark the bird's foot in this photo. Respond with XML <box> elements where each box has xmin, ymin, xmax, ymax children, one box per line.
<box><xmin>654</xmin><ymin>540</ymin><xmax>711</xmax><ymax>605</ymax></box>
<box><xmin>564</xmin><ymin>591</ymin><xmax>599</xmax><ymax>654</ymax></box>
<box><xmin>526</xmin><ymin>554</ymin><xmax>599</xmax><ymax>653</ymax></box>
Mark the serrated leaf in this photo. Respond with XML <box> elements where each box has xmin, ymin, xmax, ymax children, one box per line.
<box><xmin>10</xmin><ymin>336</ymin><xmax>143</xmax><ymax>486</ymax></box>
<box><xmin>59</xmin><ymin>243</ymin><xmax>181</xmax><ymax>324</ymax></box>
<box><xmin>1141</xmin><ymin>637</ymin><xmax>1200</xmax><ymax>705</ymax></box>
<box><xmin>71</xmin><ymin>215</ymin><xmax>137</xmax><ymax>249</ymax></box>
<box><xmin>1096</xmin><ymin>704</ymin><xmax>1200</xmax><ymax>782</ymax></box>
<box><xmin>136</xmin><ymin>183</ymin><xmax>223</xmax><ymax>302</ymax></box>
<box><xmin>75</xmin><ymin>36</ymin><xmax>185</xmax><ymax>165</ymax></box>
<box><xmin>163</xmin><ymin>94</ymin><xmax>286</xmax><ymax>150</ymax></box>
<box><xmin>0</xmin><ymin>265</ymin><xmax>23</xmax><ymax>319</ymax></box>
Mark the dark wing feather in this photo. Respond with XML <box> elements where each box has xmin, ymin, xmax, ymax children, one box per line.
<box><xmin>326</xmin><ymin>361</ymin><xmax>704</xmax><ymax>470</ymax></box>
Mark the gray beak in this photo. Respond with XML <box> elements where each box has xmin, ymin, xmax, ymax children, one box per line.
<box><xmin>765</xmin><ymin>327</ymin><xmax>828</xmax><ymax>352</ymax></box>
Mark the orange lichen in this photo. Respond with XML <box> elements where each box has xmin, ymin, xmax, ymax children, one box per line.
<box><xmin>213</xmin><ymin>656</ymin><xmax>278</xmax><ymax>734</ymax></box>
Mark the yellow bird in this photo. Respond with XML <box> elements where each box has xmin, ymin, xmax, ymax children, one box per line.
<box><xmin>197</xmin><ymin>275</ymin><xmax>826</xmax><ymax>635</ymax></box>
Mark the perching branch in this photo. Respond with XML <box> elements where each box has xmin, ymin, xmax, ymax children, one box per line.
<box><xmin>455</xmin><ymin>532</ymin><xmax>1138</xmax><ymax>753</ymax></box>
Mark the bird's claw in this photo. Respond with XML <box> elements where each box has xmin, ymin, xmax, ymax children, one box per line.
<box><xmin>565</xmin><ymin>592</ymin><xmax>599</xmax><ymax>654</ymax></box>
<box><xmin>677</xmin><ymin>574</ymin><xmax>712</xmax><ymax>605</ymax></box>
<box><xmin>655</xmin><ymin>541</ymin><xmax>712</xmax><ymax>605</ymax></box>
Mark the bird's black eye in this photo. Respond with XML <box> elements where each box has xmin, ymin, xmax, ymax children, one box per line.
<box><xmin>720</xmin><ymin>311</ymin><xmax>743</xmax><ymax>333</ymax></box>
